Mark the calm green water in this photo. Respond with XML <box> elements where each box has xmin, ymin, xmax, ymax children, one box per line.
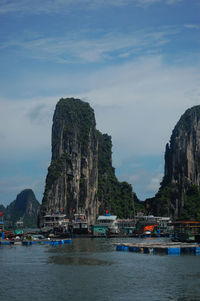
<box><xmin>0</xmin><ymin>237</ymin><xmax>200</xmax><ymax>301</ymax></box>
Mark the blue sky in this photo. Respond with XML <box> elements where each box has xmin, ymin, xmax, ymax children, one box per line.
<box><xmin>0</xmin><ymin>0</ymin><xmax>199</xmax><ymax>206</ymax></box>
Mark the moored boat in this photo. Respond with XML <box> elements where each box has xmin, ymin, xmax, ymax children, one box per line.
<box><xmin>72</xmin><ymin>213</ymin><xmax>88</xmax><ymax>234</ymax></box>
<box><xmin>13</xmin><ymin>219</ymin><xmax>24</xmax><ymax>235</ymax></box>
<box><xmin>40</xmin><ymin>213</ymin><xmax>69</xmax><ymax>235</ymax></box>
<box><xmin>92</xmin><ymin>214</ymin><xmax>119</xmax><ymax>236</ymax></box>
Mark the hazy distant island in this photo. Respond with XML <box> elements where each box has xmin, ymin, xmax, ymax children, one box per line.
<box><xmin>1</xmin><ymin>189</ymin><xmax>40</xmax><ymax>228</ymax></box>
<box><xmin>1</xmin><ymin>99</ymin><xmax>200</xmax><ymax>228</ymax></box>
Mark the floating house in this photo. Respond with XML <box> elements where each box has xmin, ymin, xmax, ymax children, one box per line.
<box><xmin>135</xmin><ymin>215</ymin><xmax>157</xmax><ymax>234</ymax></box>
<box><xmin>117</xmin><ymin>219</ymin><xmax>136</xmax><ymax>235</ymax></box>
<box><xmin>135</xmin><ymin>215</ymin><xmax>172</xmax><ymax>235</ymax></box>
<box><xmin>173</xmin><ymin>221</ymin><xmax>200</xmax><ymax>243</ymax></box>
<box><xmin>135</xmin><ymin>220</ymin><xmax>158</xmax><ymax>235</ymax></box>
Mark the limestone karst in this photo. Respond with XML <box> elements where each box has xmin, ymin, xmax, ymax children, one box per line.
<box><xmin>39</xmin><ymin>98</ymin><xmax>139</xmax><ymax>226</ymax></box>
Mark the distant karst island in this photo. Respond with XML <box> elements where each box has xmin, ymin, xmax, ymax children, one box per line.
<box><xmin>1</xmin><ymin>189</ymin><xmax>40</xmax><ymax>228</ymax></box>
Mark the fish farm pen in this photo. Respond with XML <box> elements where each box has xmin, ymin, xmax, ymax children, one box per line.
<box><xmin>116</xmin><ymin>242</ymin><xmax>200</xmax><ymax>255</ymax></box>
<box><xmin>0</xmin><ymin>238</ymin><xmax>72</xmax><ymax>246</ymax></box>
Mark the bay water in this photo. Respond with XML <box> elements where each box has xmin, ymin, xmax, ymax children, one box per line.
<box><xmin>0</xmin><ymin>237</ymin><xmax>200</xmax><ymax>301</ymax></box>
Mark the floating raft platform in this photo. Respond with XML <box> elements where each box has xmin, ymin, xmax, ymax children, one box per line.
<box><xmin>0</xmin><ymin>238</ymin><xmax>72</xmax><ymax>246</ymax></box>
<box><xmin>116</xmin><ymin>242</ymin><xmax>200</xmax><ymax>255</ymax></box>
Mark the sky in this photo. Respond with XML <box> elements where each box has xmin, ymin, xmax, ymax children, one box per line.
<box><xmin>0</xmin><ymin>0</ymin><xmax>199</xmax><ymax>206</ymax></box>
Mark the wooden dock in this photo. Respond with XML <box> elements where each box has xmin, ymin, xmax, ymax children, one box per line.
<box><xmin>116</xmin><ymin>242</ymin><xmax>200</xmax><ymax>255</ymax></box>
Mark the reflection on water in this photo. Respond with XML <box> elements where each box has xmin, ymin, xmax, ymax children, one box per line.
<box><xmin>182</xmin><ymin>272</ymin><xmax>200</xmax><ymax>279</ymax></box>
<box><xmin>46</xmin><ymin>237</ymin><xmax>114</xmax><ymax>254</ymax></box>
<box><xmin>178</xmin><ymin>297</ymin><xmax>200</xmax><ymax>301</ymax></box>
<box><xmin>48</xmin><ymin>255</ymin><xmax>113</xmax><ymax>266</ymax></box>
<box><xmin>47</xmin><ymin>237</ymin><xmax>115</xmax><ymax>265</ymax></box>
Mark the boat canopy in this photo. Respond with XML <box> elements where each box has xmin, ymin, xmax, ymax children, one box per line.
<box><xmin>97</xmin><ymin>215</ymin><xmax>117</xmax><ymax>221</ymax></box>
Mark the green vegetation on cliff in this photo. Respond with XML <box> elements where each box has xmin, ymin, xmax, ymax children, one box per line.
<box><xmin>44</xmin><ymin>154</ymin><xmax>69</xmax><ymax>192</ymax></box>
<box><xmin>97</xmin><ymin>131</ymin><xmax>142</xmax><ymax>218</ymax></box>
<box><xmin>54</xmin><ymin>98</ymin><xmax>95</xmax><ymax>155</ymax></box>
<box><xmin>181</xmin><ymin>185</ymin><xmax>200</xmax><ymax>220</ymax></box>
<box><xmin>172</xmin><ymin>106</ymin><xmax>200</xmax><ymax>135</ymax></box>
<box><xmin>146</xmin><ymin>184</ymin><xmax>173</xmax><ymax>216</ymax></box>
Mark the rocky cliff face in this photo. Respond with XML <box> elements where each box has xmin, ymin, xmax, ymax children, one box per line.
<box><xmin>39</xmin><ymin>98</ymin><xmax>139</xmax><ymax>226</ymax></box>
<box><xmin>149</xmin><ymin>106</ymin><xmax>200</xmax><ymax>219</ymax></box>
<box><xmin>40</xmin><ymin>98</ymin><xmax>98</xmax><ymax>225</ymax></box>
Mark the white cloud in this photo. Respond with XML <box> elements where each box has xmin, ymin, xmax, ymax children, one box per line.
<box><xmin>0</xmin><ymin>96</ymin><xmax>57</xmax><ymax>153</ymax></box>
<box><xmin>82</xmin><ymin>56</ymin><xmax>200</xmax><ymax>159</ymax></box>
<box><xmin>0</xmin><ymin>28</ymin><xmax>178</xmax><ymax>64</ymax></box>
<box><xmin>146</xmin><ymin>175</ymin><xmax>163</xmax><ymax>192</ymax></box>
<box><xmin>0</xmin><ymin>0</ymin><xmax>183</xmax><ymax>15</ymax></box>
<box><xmin>1</xmin><ymin>55</ymin><xmax>199</xmax><ymax>158</ymax></box>
<box><xmin>184</xmin><ymin>24</ymin><xmax>200</xmax><ymax>30</ymax></box>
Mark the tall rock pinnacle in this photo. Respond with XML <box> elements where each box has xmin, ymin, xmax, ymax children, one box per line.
<box><xmin>39</xmin><ymin>97</ymin><xmax>140</xmax><ymax>227</ymax></box>
<box><xmin>150</xmin><ymin>105</ymin><xmax>200</xmax><ymax>219</ymax></box>
<box><xmin>40</xmin><ymin>98</ymin><xmax>98</xmax><ymax>225</ymax></box>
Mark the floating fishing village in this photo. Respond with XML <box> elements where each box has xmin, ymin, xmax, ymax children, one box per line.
<box><xmin>1</xmin><ymin>210</ymin><xmax>200</xmax><ymax>255</ymax></box>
